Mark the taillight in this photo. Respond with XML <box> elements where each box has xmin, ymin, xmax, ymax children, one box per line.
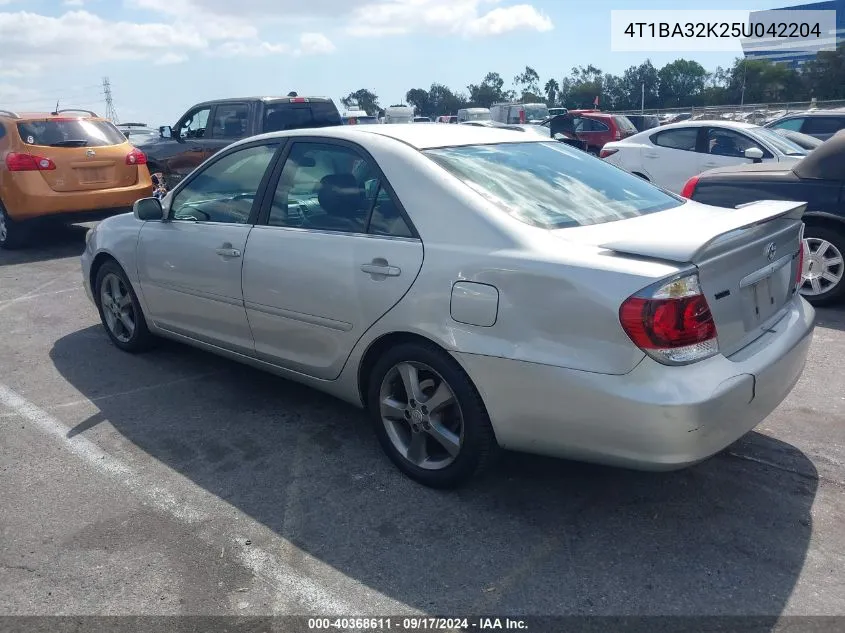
<box><xmin>289</xmin><ymin>97</ymin><xmax>308</xmax><ymax>103</ymax></box>
<box><xmin>620</xmin><ymin>273</ymin><xmax>719</xmax><ymax>365</ymax></box>
<box><xmin>680</xmin><ymin>175</ymin><xmax>700</xmax><ymax>198</ymax></box>
<box><xmin>599</xmin><ymin>148</ymin><xmax>618</xmax><ymax>159</ymax></box>
<box><xmin>126</xmin><ymin>148</ymin><xmax>147</xmax><ymax>165</ymax></box>
<box><xmin>5</xmin><ymin>152</ymin><xmax>56</xmax><ymax>171</ymax></box>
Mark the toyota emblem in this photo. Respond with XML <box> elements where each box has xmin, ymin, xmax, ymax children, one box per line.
<box><xmin>86</xmin><ymin>149</ymin><xmax>96</xmax><ymax>158</ymax></box>
<box><xmin>764</xmin><ymin>242</ymin><xmax>777</xmax><ymax>261</ymax></box>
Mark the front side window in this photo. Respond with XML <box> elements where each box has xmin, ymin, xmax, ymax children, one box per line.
<box><xmin>425</xmin><ymin>141</ymin><xmax>682</xmax><ymax>229</ymax></box>
<box><xmin>176</xmin><ymin>107</ymin><xmax>211</xmax><ymax>139</ymax></box>
<box><xmin>802</xmin><ymin>116</ymin><xmax>845</xmax><ymax>135</ymax></box>
<box><xmin>706</xmin><ymin>128</ymin><xmax>762</xmax><ymax>158</ymax></box>
<box><xmin>170</xmin><ymin>144</ymin><xmax>277</xmax><ymax>223</ymax></box>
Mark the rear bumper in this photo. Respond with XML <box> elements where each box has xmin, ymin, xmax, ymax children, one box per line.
<box><xmin>455</xmin><ymin>295</ymin><xmax>815</xmax><ymax>470</ymax></box>
<box><xmin>3</xmin><ymin>170</ymin><xmax>152</xmax><ymax>221</ymax></box>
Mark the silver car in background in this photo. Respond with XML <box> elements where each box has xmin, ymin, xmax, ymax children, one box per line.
<box><xmin>81</xmin><ymin>125</ymin><xmax>815</xmax><ymax>488</ymax></box>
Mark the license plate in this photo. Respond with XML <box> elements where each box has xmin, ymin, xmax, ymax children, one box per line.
<box><xmin>752</xmin><ymin>276</ymin><xmax>777</xmax><ymax>322</ymax></box>
<box><xmin>78</xmin><ymin>167</ymin><xmax>108</xmax><ymax>184</ymax></box>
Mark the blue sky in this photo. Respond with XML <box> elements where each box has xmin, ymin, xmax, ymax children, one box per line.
<box><xmin>0</xmin><ymin>0</ymin><xmax>794</xmax><ymax>125</ymax></box>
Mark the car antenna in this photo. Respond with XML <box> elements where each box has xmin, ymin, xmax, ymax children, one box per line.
<box><xmin>287</xmin><ymin>91</ymin><xmax>298</xmax><ymax>97</ymax></box>
<box><xmin>51</xmin><ymin>99</ymin><xmax>59</xmax><ymax>116</ymax></box>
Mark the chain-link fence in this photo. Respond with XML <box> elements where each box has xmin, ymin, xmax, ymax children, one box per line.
<box><xmin>612</xmin><ymin>99</ymin><xmax>845</xmax><ymax>125</ymax></box>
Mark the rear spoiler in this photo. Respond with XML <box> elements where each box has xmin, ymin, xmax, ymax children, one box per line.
<box><xmin>598</xmin><ymin>200</ymin><xmax>807</xmax><ymax>264</ymax></box>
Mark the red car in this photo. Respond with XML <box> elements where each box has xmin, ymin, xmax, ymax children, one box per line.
<box><xmin>567</xmin><ymin>110</ymin><xmax>637</xmax><ymax>154</ymax></box>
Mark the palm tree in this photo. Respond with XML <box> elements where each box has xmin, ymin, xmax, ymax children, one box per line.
<box><xmin>544</xmin><ymin>78</ymin><xmax>560</xmax><ymax>106</ymax></box>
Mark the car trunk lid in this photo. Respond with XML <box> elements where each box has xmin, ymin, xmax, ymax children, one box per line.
<box><xmin>15</xmin><ymin>118</ymin><xmax>138</xmax><ymax>192</ymax></box>
<box><xmin>557</xmin><ymin>199</ymin><xmax>806</xmax><ymax>356</ymax></box>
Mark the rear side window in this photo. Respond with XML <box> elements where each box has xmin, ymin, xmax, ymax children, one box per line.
<box><xmin>651</xmin><ymin>128</ymin><xmax>698</xmax><ymax>151</ymax></box>
<box><xmin>211</xmin><ymin>104</ymin><xmax>249</xmax><ymax>138</ymax></box>
<box><xmin>425</xmin><ymin>141</ymin><xmax>682</xmax><ymax>229</ymax></box>
<box><xmin>802</xmin><ymin>116</ymin><xmax>845</xmax><ymax>135</ymax></box>
<box><xmin>16</xmin><ymin>119</ymin><xmax>126</xmax><ymax>147</ymax></box>
<box><xmin>613</xmin><ymin>116</ymin><xmax>638</xmax><ymax>134</ymax></box>
<box><xmin>264</xmin><ymin>101</ymin><xmax>341</xmax><ymax>131</ymax></box>
<box><xmin>770</xmin><ymin>117</ymin><xmax>804</xmax><ymax>132</ymax></box>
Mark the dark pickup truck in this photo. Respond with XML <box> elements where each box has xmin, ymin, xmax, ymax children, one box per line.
<box><xmin>138</xmin><ymin>95</ymin><xmax>342</xmax><ymax>189</ymax></box>
<box><xmin>684</xmin><ymin>130</ymin><xmax>845</xmax><ymax>306</ymax></box>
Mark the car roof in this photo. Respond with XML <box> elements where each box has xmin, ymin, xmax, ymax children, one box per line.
<box><xmin>652</xmin><ymin>120</ymin><xmax>759</xmax><ymax>131</ymax></box>
<box><xmin>191</xmin><ymin>96</ymin><xmax>334</xmax><ymax>108</ymax></box>
<box><xmin>245</xmin><ymin>122</ymin><xmax>547</xmax><ymax>150</ymax></box>
<box><xmin>0</xmin><ymin>111</ymin><xmax>108</xmax><ymax>122</ymax></box>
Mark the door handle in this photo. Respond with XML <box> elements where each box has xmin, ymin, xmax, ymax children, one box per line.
<box><xmin>216</xmin><ymin>246</ymin><xmax>241</xmax><ymax>258</ymax></box>
<box><xmin>361</xmin><ymin>262</ymin><xmax>400</xmax><ymax>277</ymax></box>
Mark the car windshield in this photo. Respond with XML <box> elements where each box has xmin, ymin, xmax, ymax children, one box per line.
<box><xmin>523</xmin><ymin>104</ymin><xmax>549</xmax><ymax>121</ymax></box>
<box><xmin>751</xmin><ymin>126</ymin><xmax>808</xmax><ymax>156</ymax></box>
<box><xmin>614</xmin><ymin>115</ymin><xmax>638</xmax><ymax>134</ymax></box>
<box><xmin>465</xmin><ymin>111</ymin><xmax>490</xmax><ymax>121</ymax></box>
<box><xmin>17</xmin><ymin>119</ymin><xmax>126</xmax><ymax>147</ymax></box>
<box><xmin>425</xmin><ymin>142</ymin><xmax>682</xmax><ymax>229</ymax></box>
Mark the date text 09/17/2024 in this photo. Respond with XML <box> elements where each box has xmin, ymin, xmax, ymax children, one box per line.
<box><xmin>307</xmin><ymin>617</ymin><xmax>528</xmax><ymax>630</ymax></box>
<box><xmin>623</xmin><ymin>21</ymin><xmax>822</xmax><ymax>39</ymax></box>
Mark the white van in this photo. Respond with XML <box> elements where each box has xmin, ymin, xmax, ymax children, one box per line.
<box><xmin>457</xmin><ymin>108</ymin><xmax>491</xmax><ymax>123</ymax></box>
<box><xmin>384</xmin><ymin>106</ymin><xmax>414</xmax><ymax>124</ymax></box>
<box><xmin>489</xmin><ymin>102</ymin><xmax>550</xmax><ymax>125</ymax></box>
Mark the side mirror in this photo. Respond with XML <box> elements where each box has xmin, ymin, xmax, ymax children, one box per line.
<box><xmin>745</xmin><ymin>147</ymin><xmax>764</xmax><ymax>162</ymax></box>
<box><xmin>134</xmin><ymin>197</ymin><xmax>165</xmax><ymax>222</ymax></box>
<box><xmin>159</xmin><ymin>125</ymin><xmax>173</xmax><ymax>139</ymax></box>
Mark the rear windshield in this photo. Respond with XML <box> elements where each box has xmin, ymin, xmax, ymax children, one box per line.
<box><xmin>16</xmin><ymin>119</ymin><xmax>126</xmax><ymax>147</ymax></box>
<box><xmin>613</xmin><ymin>115</ymin><xmax>638</xmax><ymax>134</ymax></box>
<box><xmin>523</xmin><ymin>104</ymin><xmax>549</xmax><ymax>121</ymax></box>
<box><xmin>424</xmin><ymin>142</ymin><xmax>682</xmax><ymax>229</ymax></box>
<box><xmin>263</xmin><ymin>101</ymin><xmax>341</xmax><ymax>131</ymax></box>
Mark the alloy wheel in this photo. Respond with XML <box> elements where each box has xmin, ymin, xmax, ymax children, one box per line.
<box><xmin>801</xmin><ymin>237</ymin><xmax>844</xmax><ymax>297</ymax></box>
<box><xmin>99</xmin><ymin>273</ymin><xmax>136</xmax><ymax>343</ymax></box>
<box><xmin>0</xmin><ymin>209</ymin><xmax>7</xmax><ymax>243</ymax></box>
<box><xmin>378</xmin><ymin>361</ymin><xmax>464</xmax><ymax>470</ymax></box>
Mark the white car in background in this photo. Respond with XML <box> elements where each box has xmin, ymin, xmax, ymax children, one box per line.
<box><xmin>600</xmin><ymin>121</ymin><xmax>808</xmax><ymax>193</ymax></box>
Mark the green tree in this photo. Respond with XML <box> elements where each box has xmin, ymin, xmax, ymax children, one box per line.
<box><xmin>728</xmin><ymin>58</ymin><xmax>804</xmax><ymax>103</ymax></box>
<box><xmin>658</xmin><ymin>59</ymin><xmax>707</xmax><ymax>108</ymax></box>
<box><xmin>543</xmin><ymin>78</ymin><xmax>559</xmax><ymax>106</ymax></box>
<box><xmin>801</xmin><ymin>44</ymin><xmax>845</xmax><ymax>100</ymax></box>
<box><xmin>514</xmin><ymin>66</ymin><xmax>541</xmax><ymax>101</ymax></box>
<box><xmin>341</xmin><ymin>89</ymin><xmax>379</xmax><ymax>116</ymax></box>
<box><xmin>619</xmin><ymin>60</ymin><xmax>660</xmax><ymax>110</ymax></box>
<box><xmin>405</xmin><ymin>88</ymin><xmax>432</xmax><ymax>118</ymax></box>
<box><xmin>467</xmin><ymin>72</ymin><xmax>511</xmax><ymax>107</ymax></box>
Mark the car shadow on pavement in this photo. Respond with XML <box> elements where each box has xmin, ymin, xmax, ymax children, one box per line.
<box><xmin>50</xmin><ymin>327</ymin><xmax>818</xmax><ymax>619</ymax></box>
<box><xmin>0</xmin><ymin>223</ymin><xmax>87</xmax><ymax>266</ymax></box>
<box><xmin>815</xmin><ymin>306</ymin><xmax>845</xmax><ymax>332</ymax></box>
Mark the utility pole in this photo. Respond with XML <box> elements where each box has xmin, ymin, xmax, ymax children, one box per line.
<box><xmin>641</xmin><ymin>82</ymin><xmax>645</xmax><ymax>113</ymax></box>
<box><xmin>740</xmin><ymin>60</ymin><xmax>748</xmax><ymax>107</ymax></box>
<box><xmin>103</xmin><ymin>77</ymin><xmax>119</xmax><ymax>124</ymax></box>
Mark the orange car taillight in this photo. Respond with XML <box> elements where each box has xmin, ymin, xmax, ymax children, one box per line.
<box><xmin>5</xmin><ymin>152</ymin><xmax>56</xmax><ymax>172</ymax></box>
<box><xmin>620</xmin><ymin>273</ymin><xmax>719</xmax><ymax>365</ymax></box>
<box><xmin>126</xmin><ymin>148</ymin><xmax>147</xmax><ymax>165</ymax></box>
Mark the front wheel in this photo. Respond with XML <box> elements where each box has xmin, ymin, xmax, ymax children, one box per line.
<box><xmin>799</xmin><ymin>226</ymin><xmax>845</xmax><ymax>306</ymax></box>
<box><xmin>367</xmin><ymin>342</ymin><xmax>499</xmax><ymax>488</ymax></box>
<box><xmin>95</xmin><ymin>261</ymin><xmax>155</xmax><ymax>352</ymax></box>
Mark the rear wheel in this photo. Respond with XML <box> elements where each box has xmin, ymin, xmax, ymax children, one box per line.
<box><xmin>95</xmin><ymin>261</ymin><xmax>155</xmax><ymax>352</ymax></box>
<box><xmin>0</xmin><ymin>203</ymin><xmax>28</xmax><ymax>250</ymax></box>
<box><xmin>800</xmin><ymin>226</ymin><xmax>845</xmax><ymax>306</ymax></box>
<box><xmin>367</xmin><ymin>342</ymin><xmax>499</xmax><ymax>489</ymax></box>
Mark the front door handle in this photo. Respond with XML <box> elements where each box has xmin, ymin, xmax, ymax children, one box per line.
<box><xmin>361</xmin><ymin>261</ymin><xmax>400</xmax><ymax>277</ymax></box>
<box><xmin>216</xmin><ymin>245</ymin><xmax>241</xmax><ymax>258</ymax></box>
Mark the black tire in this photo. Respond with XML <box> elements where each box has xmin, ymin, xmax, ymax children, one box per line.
<box><xmin>0</xmin><ymin>202</ymin><xmax>29</xmax><ymax>250</ymax></box>
<box><xmin>366</xmin><ymin>342</ymin><xmax>499</xmax><ymax>489</ymax></box>
<box><xmin>94</xmin><ymin>260</ymin><xmax>155</xmax><ymax>352</ymax></box>
<box><xmin>800</xmin><ymin>225</ymin><xmax>845</xmax><ymax>307</ymax></box>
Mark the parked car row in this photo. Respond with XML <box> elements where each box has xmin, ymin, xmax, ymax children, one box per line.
<box><xmin>600</xmin><ymin>118</ymin><xmax>845</xmax><ymax>306</ymax></box>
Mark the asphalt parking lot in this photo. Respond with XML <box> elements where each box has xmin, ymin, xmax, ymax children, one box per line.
<box><xmin>1</xmin><ymin>224</ymin><xmax>844</xmax><ymax>621</ymax></box>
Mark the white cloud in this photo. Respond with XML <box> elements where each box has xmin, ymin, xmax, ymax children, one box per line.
<box><xmin>296</xmin><ymin>32</ymin><xmax>336</xmax><ymax>55</ymax></box>
<box><xmin>0</xmin><ymin>9</ymin><xmax>335</xmax><ymax>76</ymax></box>
<box><xmin>346</xmin><ymin>0</ymin><xmax>553</xmax><ymax>38</ymax></box>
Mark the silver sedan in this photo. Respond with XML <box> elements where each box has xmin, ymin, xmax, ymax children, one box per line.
<box><xmin>81</xmin><ymin>124</ymin><xmax>815</xmax><ymax>488</ymax></box>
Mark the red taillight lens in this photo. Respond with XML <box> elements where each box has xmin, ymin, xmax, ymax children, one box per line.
<box><xmin>680</xmin><ymin>175</ymin><xmax>700</xmax><ymax>199</ymax></box>
<box><xmin>5</xmin><ymin>152</ymin><xmax>56</xmax><ymax>171</ymax></box>
<box><xmin>599</xmin><ymin>148</ymin><xmax>618</xmax><ymax>159</ymax></box>
<box><xmin>620</xmin><ymin>274</ymin><xmax>719</xmax><ymax>365</ymax></box>
<box><xmin>289</xmin><ymin>97</ymin><xmax>307</xmax><ymax>103</ymax></box>
<box><xmin>126</xmin><ymin>148</ymin><xmax>147</xmax><ymax>165</ymax></box>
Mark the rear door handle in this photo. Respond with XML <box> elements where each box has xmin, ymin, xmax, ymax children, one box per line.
<box><xmin>361</xmin><ymin>263</ymin><xmax>400</xmax><ymax>277</ymax></box>
<box><xmin>216</xmin><ymin>246</ymin><xmax>241</xmax><ymax>258</ymax></box>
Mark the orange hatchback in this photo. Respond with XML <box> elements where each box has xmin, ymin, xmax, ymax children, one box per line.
<box><xmin>0</xmin><ymin>109</ymin><xmax>152</xmax><ymax>249</ymax></box>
